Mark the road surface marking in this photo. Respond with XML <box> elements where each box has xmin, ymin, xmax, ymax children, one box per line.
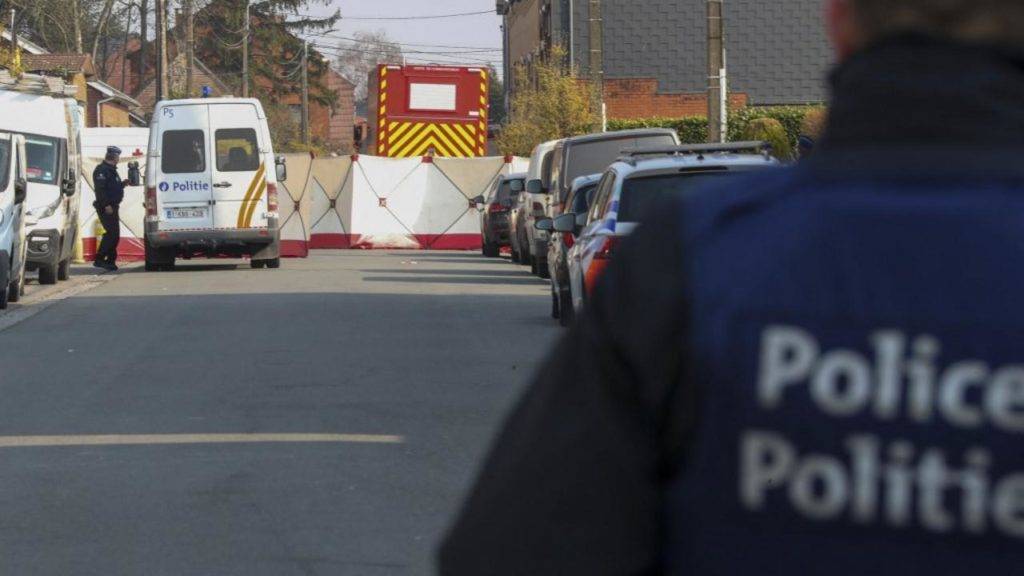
<box><xmin>0</xmin><ymin>433</ymin><xmax>404</xmax><ymax>448</ymax></box>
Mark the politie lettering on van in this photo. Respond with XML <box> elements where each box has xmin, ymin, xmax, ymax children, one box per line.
<box><xmin>0</xmin><ymin>77</ymin><xmax>83</xmax><ymax>286</ymax></box>
<box><xmin>143</xmin><ymin>97</ymin><xmax>286</xmax><ymax>271</ymax></box>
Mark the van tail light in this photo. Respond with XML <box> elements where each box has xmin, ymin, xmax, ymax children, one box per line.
<box><xmin>595</xmin><ymin>236</ymin><xmax>620</xmax><ymax>260</ymax></box>
<box><xmin>145</xmin><ymin>186</ymin><xmax>157</xmax><ymax>217</ymax></box>
<box><xmin>562</xmin><ymin>234</ymin><xmax>575</xmax><ymax>249</ymax></box>
<box><xmin>488</xmin><ymin>203</ymin><xmax>508</xmax><ymax>213</ymax></box>
<box><xmin>267</xmin><ymin>182</ymin><xmax>279</xmax><ymax>212</ymax></box>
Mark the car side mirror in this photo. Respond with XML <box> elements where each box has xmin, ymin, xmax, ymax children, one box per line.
<box><xmin>13</xmin><ymin>177</ymin><xmax>26</xmax><ymax>204</ymax></box>
<box><xmin>526</xmin><ymin>179</ymin><xmax>545</xmax><ymax>194</ymax></box>
<box><xmin>534</xmin><ymin>218</ymin><xmax>553</xmax><ymax>232</ymax></box>
<box><xmin>472</xmin><ymin>195</ymin><xmax>486</xmax><ymax>210</ymax></box>
<box><xmin>510</xmin><ymin>179</ymin><xmax>524</xmax><ymax>193</ymax></box>
<box><xmin>553</xmin><ymin>213</ymin><xmax>576</xmax><ymax>233</ymax></box>
<box><xmin>575</xmin><ymin>212</ymin><xmax>588</xmax><ymax>228</ymax></box>
<box><xmin>275</xmin><ymin>155</ymin><xmax>288</xmax><ymax>182</ymax></box>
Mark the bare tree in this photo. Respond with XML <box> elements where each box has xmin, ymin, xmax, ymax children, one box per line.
<box><xmin>335</xmin><ymin>30</ymin><xmax>404</xmax><ymax>105</ymax></box>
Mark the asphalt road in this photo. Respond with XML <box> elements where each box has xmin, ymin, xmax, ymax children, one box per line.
<box><xmin>0</xmin><ymin>251</ymin><xmax>559</xmax><ymax>575</ymax></box>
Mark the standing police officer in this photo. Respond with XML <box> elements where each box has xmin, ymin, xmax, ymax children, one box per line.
<box><xmin>440</xmin><ymin>0</ymin><xmax>1024</xmax><ymax>574</ymax></box>
<box><xmin>92</xmin><ymin>146</ymin><xmax>128</xmax><ymax>271</ymax></box>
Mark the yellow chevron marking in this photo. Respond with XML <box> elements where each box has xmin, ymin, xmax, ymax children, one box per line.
<box><xmin>387</xmin><ymin>121</ymin><xmax>416</xmax><ymax>144</ymax></box>
<box><xmin>390</xmin><ymin>122</ymin><xmax>427</xmax><ymax>155</ymax></box>
<box><xmin>381</xmin><ymin>67</ymin><xmax>388</xmax><ymax>77</ymax></box>
<box><xmin>236</xmin><ymin>163</ymin><xmax>266</xmax><ymax>228</ymax></box>
<box><xmin>381</xmin><ymin>92</ymin><xmax>387</xmax><ymax>104</ymax></box>
<box><xmin>439</xmin><ymin>124</ymin><xmax>473</xmax><ymax>157</ymax></box>
<box><xmin>452</xmin><ymin>123</ymin><xmax>476</xmax><ymax>146</ymax></box>
<box><xmin>381</xmin><ymin>79</ymin><xmax>388</xmax><ymax>90</ymax></box>
<box><xmin>242</xmin><ymin>180</ymin><xmax>267</xmax><ymax>228</ymax></box>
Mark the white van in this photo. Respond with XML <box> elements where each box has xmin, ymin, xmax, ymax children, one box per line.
<box><xmin>0</xmin><ymin>132</ymin><xmax>29</xmax><ymax>308</ymax></box>
<box><xmin>144</xmin><ymin>98</ymin><xmax>285</xmax><ymax>270</ymax></box>
<box><xmin>0</xmin><ymin>88</ymin><xmax>83</xmax><ymax>285</ymax></box>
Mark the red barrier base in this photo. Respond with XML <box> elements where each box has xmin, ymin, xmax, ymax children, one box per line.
<box><xmin>83</xmin><ymin>237</ymin><xmax>310</xmax><ymax>261</ymax></box>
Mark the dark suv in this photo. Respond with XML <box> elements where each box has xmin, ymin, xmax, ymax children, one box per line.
<box><xmin>475</xmin><ymin>173</ymin><xmax>525</xmax><ymax>257</ymax></box>
<box><xmin>527</xmin><ymin>128</ymin><xmax>679</xmax><ymax>276</ymax></box>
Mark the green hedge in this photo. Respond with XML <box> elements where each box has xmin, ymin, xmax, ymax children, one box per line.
<box><xmin>607</xmin><ymin>106</ymin><xmax>826</xmax><ymax>148</ymax></box>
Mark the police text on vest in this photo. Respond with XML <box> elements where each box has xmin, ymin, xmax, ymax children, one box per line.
<box><xmin>741</xmin><ymin>326</ymin><xmax>1024</xmax><ymax>538</ymax></box>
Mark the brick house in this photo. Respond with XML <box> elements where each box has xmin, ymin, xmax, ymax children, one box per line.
<box><xmin>21</xmin><ymin>53</ymin><xmax>95</xmax><ymax>106</ymax></box>
<box><xmin>86</xmin><ymin>80</ymin><xmax>144</xmax><ymax>127</ymax></box>
<box><xmin>497</xmin><ymin>0</ymin><xmax>832</xmax><ymax>119</ymax></box>
<box><xmin>325</xmin><ymin>68</ymin><xmax>356</xmax><ymax>154</ymax></box>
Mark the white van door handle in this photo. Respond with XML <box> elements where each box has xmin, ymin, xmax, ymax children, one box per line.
<box><xmin>213</xmin><ymin>182</ymin><xmax>232</xmax><ymax>188</ymax></box>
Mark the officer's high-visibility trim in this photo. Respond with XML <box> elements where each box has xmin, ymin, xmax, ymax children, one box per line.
<box><xmin>0</xmin><ymin>433</ymin><xmax>405</xmax><ymax>448</ymax></box>
<box><xmin>235</xmin><ymin>163</ymin><xmax>266</xmax><ymax>229</ymax></box>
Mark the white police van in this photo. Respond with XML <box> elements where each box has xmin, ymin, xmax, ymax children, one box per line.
<box><xmin>144</xmin><ymin>98</ymin><xmax>286</xmax><ymax>270</ymax></box>
<box><xmin>0</xmin><ymin>132</ymin><xmax>29</xmax><ymax>309</ymax></box>
<box><xmin>0</xmin><ymin>84</ymin><xmax>83</xmax><ymax>285</ymax></box>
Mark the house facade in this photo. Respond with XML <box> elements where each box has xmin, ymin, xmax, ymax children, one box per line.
<box><xmin>498</xmin><ymin>0</ymin><xmax>833</xmax><ymax>119</ymax></box>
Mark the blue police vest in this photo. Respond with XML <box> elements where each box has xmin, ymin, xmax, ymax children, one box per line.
<box><xmin>665</xmin><ymin>164</ymin><xmax>1024</xmax><ymax>574</ymax></box>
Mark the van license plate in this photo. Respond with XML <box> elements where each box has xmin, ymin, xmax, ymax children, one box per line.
<box><xmin>166</xmin><ymin>207</ymin><xmax>207</xmax><ymax>219</ymax></box>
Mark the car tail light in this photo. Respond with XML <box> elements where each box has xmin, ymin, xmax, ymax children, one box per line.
<box><xmin>267</xmin><ymin>182</ymin><xmax>279</xmax><ymax>212</ymax></box>
<box><xmin>595</xmin><ymin>236</ymin><xmax>620</xmax><ymax>260</ymax></box>
<box><xmin>562</xmin><ymin>234</ymin><xmax>574</xmax><ymax>249</ymax></box>
<box><xmin>145</xmin><ymin>186</ymin><xmax>157</xmax><ymax>217</ymax></box>
<box><xmin>488</xmin><ymin>203</ymin><xmax>508</xmax><ymax>213</ymax></box>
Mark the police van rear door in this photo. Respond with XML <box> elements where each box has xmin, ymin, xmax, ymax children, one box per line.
<box><xmin>208</xmin><ymin>103</ymin><xmax>267</xmax><ymax>231</ymax></box>
<box><xmin>156</xmin><ymin>103</ymin><xmax>214</xmax><ymax>230</ymax></box>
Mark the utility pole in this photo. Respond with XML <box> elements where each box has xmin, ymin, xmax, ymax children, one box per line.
<box><xmin>8</xmin><ymin>9</ymin><xmax>16</xmax><ymax>70</ymax></box>
<box><xmin>588</xmin><ymin>0</ymin><xmax>604</xmax><ymax>132</ymax></box>
<box><xmin>139</xmin><ymin>0</ymin><xmax>148</xmax><ymax>92</ymax></box>
<box><xmin>185</xmin><ymin>0</ymin><xmax>194</xmax><ymax>96</ymax></box>
<box><xmin>707</xmin><ymin>0</ymin><xmax>726</xmax><ymax>143</ymax></box>
<box><xmin>155</xmin><ymin>0</ymin><xmax>168</xmax><ymax>101</ymax></box>
<box><xmin>241</xmin><ymin>0</ymin><xmax>250</xmax><ymax>98</ymax></box>
<box><xmin>301</xmin><ymin>41</ymin><xmax>310</xmax><ymax>146</ymax></box>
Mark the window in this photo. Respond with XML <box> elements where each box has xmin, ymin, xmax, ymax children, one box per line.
<box><xmin>0</xmin><ymin>138</ymin><xmax>10</xmax><ymax>192</ymax></box>
<box><xmin>409</xmin><ymin>83</ymin><xmax>457</xmax><ymax>111</ymax></box>
<box><xmin>569</xmin><ymin>183</ymin><xmax>597</xmax><ymax>216</ymax></box>
<box><xmin>162</xmin><ymin>130</ymin><xmax>206</xmax><ymax>174</ymax></box>
<box><xmin>589</xmin><ymin>171</ymin><xmax>617</xmax><ymax>221</ymax></box>
<box><xmin>564</xmin><ymin>134</ymin><xmax>677</xmax><ymax>192</ymax></box>
<box><xmin>215</xmin><ymin>129</ymin><xmax>260</xmax><ymax>172</ymax></box>
<box><xmin>25</xmin><ymin>136</ymin><xmax>60</xmax><ymax>185</ymax></box>
<box><xmin>618</xmin><ymin>170</ymin><xmax>744</xmax><ymax>222</ymax></box>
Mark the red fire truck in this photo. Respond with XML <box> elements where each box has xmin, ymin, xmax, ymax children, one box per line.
<box><xmin>368</xmin><ymin>64</ymin><xmax>489</xmax><ymax>158</ymax></box>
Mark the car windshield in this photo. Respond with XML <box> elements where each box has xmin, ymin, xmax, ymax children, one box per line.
<box><xmin>565</xmin><ymin>134</ymin><xmax>677</xmax><ymax>185</ymax></box>
<box><xmin>496</xmin><ymin>180</ymin><xmax>520</xmax><ymax>204</ymax></box>
<box><xmin>618</xmin><ymin>169</ymin><xmax>752</xmax><ymax>222</ymax></box>
<box><xmin>25</xmin><ymin>135</ymin><xmax>59</xmax><ymax>185</ymax></box>
<box><xmin>0</xmin><ymin>137</ymin><xmax>10</xmax><ymax>192</ymax></box>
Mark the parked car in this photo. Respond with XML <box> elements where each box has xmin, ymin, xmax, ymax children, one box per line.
<box><xmin>519</xmin><ymin>139</ymin><xmax>561</xmax><ymax>269</ymax></box>
<box><xmin>144</xmin><ymin>98</ymin><xmax>285</xmax><ymax>270</ymax></box>
<box><xmin>0</xmin><ymin>86</ymin><xmax>83</xmax><ymax>286</ymax></box>
<box><xmin>475</xmin><ymin>173</ymin><xmax>525</xmax><ymax>257</ymax></box>
<box><xmin>561</xmin><ymin>142</ymin><xmax>779</xmax><ymax>313</ymax></box>
<box><xmin>539</xmin><ymin>173</ymin><xmax>600</xmax><ymax>326</ymax></box>
<box><xmin>0</xmin><ymin>132</ymin><xmax>29</xmax><ymax>308</ymax></box>
<box><xmin>508</xmin><ymin>177</ymin><xmax>529</xmax><ymax>263</ymax></box>
<box><xmin>529</xmin><ymin>129</ymin><xmax>680</xmax><ymax>279</ymax></box>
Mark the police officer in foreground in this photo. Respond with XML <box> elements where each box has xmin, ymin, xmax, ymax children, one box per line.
<box><xmin>440</xmin><ymin>0</ymin><xmax>1024</xmax><ymax>573</ymax></box>
<box><xmin>92</xmin><ymin>146</ymin><xmax>128</xmax><ymax>271</ymax></box>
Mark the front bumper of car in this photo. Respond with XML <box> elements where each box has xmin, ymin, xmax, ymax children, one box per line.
<box><xmin>26</xmin><ymin>229</ymin><xmax>60</xmax><ymax>265</ymax></box>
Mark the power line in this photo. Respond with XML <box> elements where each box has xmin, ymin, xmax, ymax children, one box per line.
<box><xmin>335</xmin><ymin>9</ymin><xmax>493</xmax><ymax>21</ymax></box>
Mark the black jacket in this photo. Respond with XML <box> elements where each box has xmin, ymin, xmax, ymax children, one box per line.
<box><xmin>92</xmin><ymin>161</ymin><xmax>124</xmax><ymax>209</ymax></box>
<box><xmin>439</xmin><ymin>36</ymin><xmax>1024</xmax><ymax>575</ymax></box>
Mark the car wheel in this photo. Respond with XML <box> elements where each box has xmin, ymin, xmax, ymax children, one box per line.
<box><xmin>511</xmin><ymin>245</ymin><xmax>520</xmax><ymax>263</ymax></box>
<box><xmin>559</xmin><ymin>290</ymin><xmax>575</xmax><ymax>327</ymax></box>
<box><xmin>551</xmin><ymin>287</ymin><xmax>560</xmax><ymax>320</ymax></box>
<box><xmin>538</xmin><ymin>261</ymin><xmax>551</xmax><ymax>280</ymax></box>
<box><xmin>530</xmin><ymin>257</ymin><xmax>538</xmax><ymax>275</ymax></box>
<box><xmin>483</xmin><ymin>241</ymin><xmax>499</xmax><ymax>258</ymax></box>
<box><xmin>57</xmin><ymin>257</ymin><xmax>70</xmax><ymax>281</ymax></box>
<box><xmin>265</xmin><ymin>258</ymin><xmax>281</xmax><ymax>269</ymax></box>
<box><xmin>251</xmin><ymin>259</ymin><xmax>266</xmax><ymax>269</ymax></box>
<box><xmin>8</xmin><ymin>273</ymin><xmax>22</xmax><ymax>303</ymax></box>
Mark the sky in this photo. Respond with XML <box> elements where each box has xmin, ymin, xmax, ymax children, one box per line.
<box><xmin>299</xmin><ymin>0</ymin><xmax>504</xmax><ymax>74</ymax></box>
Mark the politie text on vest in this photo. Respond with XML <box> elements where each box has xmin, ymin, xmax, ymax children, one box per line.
<box><xmin>743</xmin><ymin>326</ymin><xmax>1024</xmax><ymax>538</ymax></box>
